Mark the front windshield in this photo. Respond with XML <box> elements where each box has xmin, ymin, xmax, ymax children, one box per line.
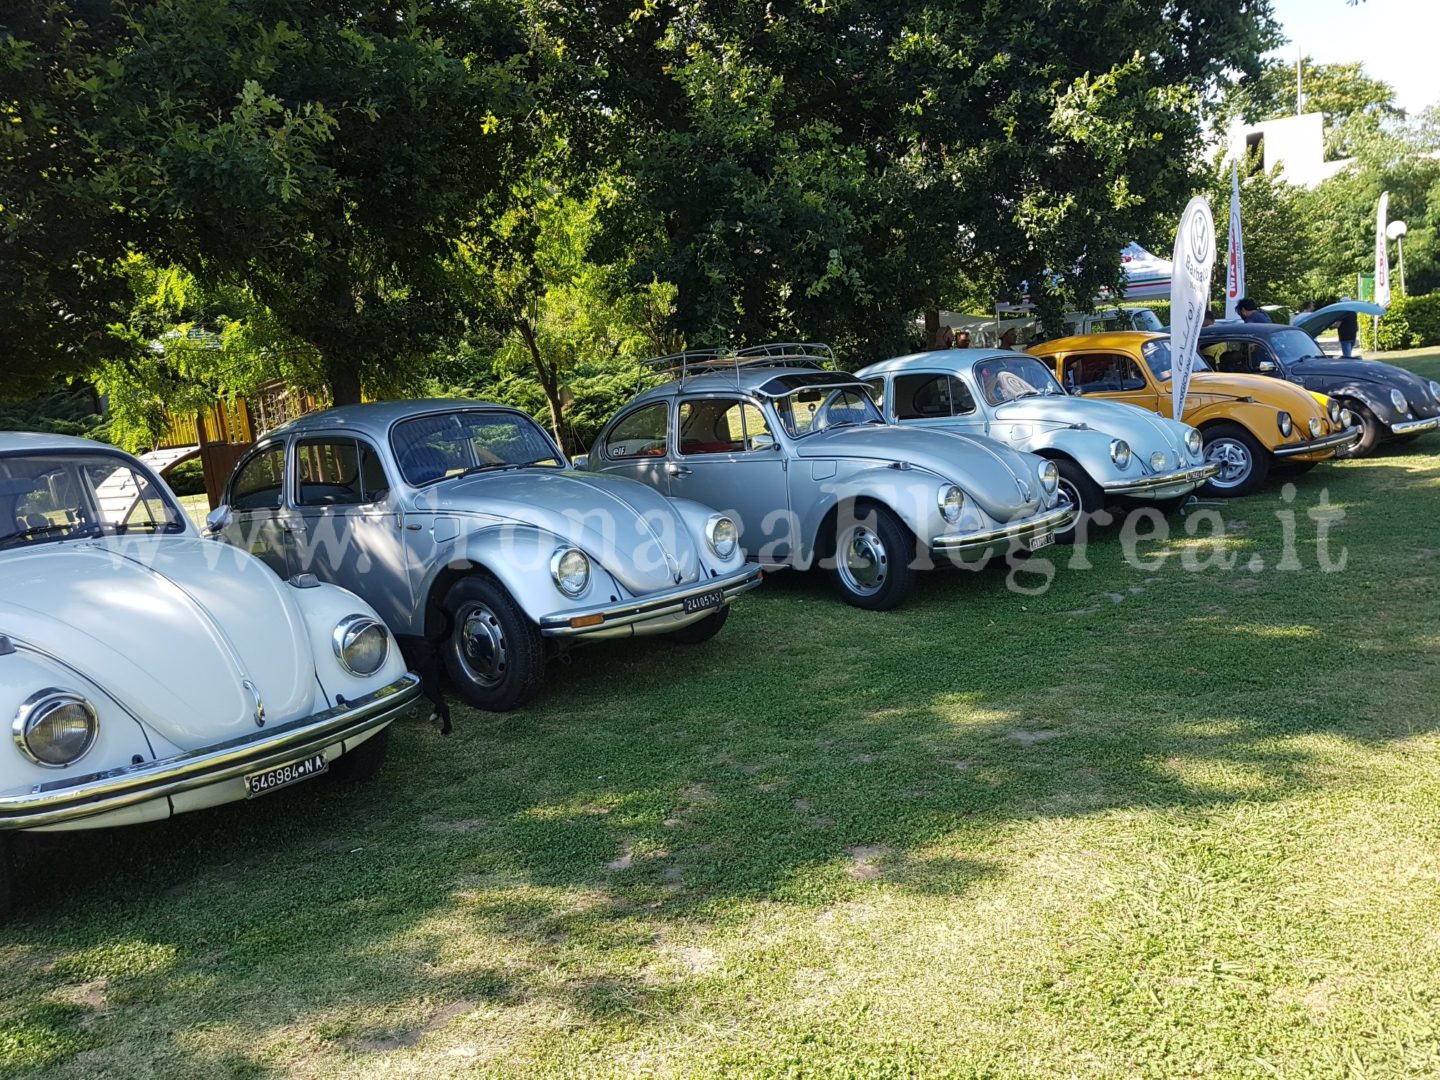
<box><xmin>0</xmin><ymin>451</ymin><xmax>186</xmax><ymax>550</ymax></box>
<box><xmin>1268</xmin><ymin>328</ymin><xmax>1327</xmax><ymax>363</ymax></box>
<box><xmin>391</xmin><ymin>410</ymin><xmax>564</xmax><ymax>485</ymax></box>
<box><xmin>973</xmin><ymin>356</ymin><xmax>1065</xmax><ymax>405</ymax></box>
<box><xmin>773</xmin><ymin>385</ymin><xmax>884</xmax><ymax>438</ymax></box>
<box><xmin>1141</xmin><ymin>338</ymin><xmax>1213</xmax><ymax>381</ymax></box>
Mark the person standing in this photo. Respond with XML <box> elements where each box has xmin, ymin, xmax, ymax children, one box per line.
<box><xmin>999</xmin><ymin>327</ymin><xmax>1019</xmax><ymax>350</ymax></box>
<box><xmin>1235</xmin><ymin>297</ymin><xmax>1271</xmax><ymax>323</ymax></box>
<box><xmin>954</xmin><ymin>329</ymin><xmax>971</xmax><ymax>348</ymax></box>
<box><xmin>1336</xmin><ymin>303</ymin><xmax>1359</xmax><ymax>358</ymax></box>
<box><xmin>1290</xmin><ymin>300</ymin><xmax>1317</xmax><ymax>324</ymax></box>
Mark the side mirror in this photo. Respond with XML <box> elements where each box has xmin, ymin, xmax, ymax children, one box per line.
<box><xmin>569</xmin><ymin>454</ymin><xmax>589</xmax><ymax>471</ymax></box>
<box><xmin>750</xmin><ymin>434</ymin><xmax>777</xmax><ymax>451</ymax></box>
<box><xmin>204</xmin><ymin>505</ymin><xmax>232</xmax><ymax>535</ymax></box>
<box><xmin>1257</xmin><ymin>360</ymin><xmax>1277</xmax><ymax>373</ymax></box>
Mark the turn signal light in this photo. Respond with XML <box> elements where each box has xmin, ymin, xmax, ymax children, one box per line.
<box><xmin>570</xmin><ymin>614</ymin><xmax>605</xmax><ymax>629</ymax></box>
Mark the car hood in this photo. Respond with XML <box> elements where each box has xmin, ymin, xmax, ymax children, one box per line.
<box><xmin>1291</xmin><ymin>357</ymin><xmax>1431</xmax><ymax>395</ymax></box>
<box><xmin>418</xmin><ymin>469</ymin><xmax>704</xmax><ymax>594</ymax></box>
<box><xmin>0</xmin><ymin>537</ymin><xmax>314</xmax><ymax>752</ymax></box>
<box><xmin>993</xmin><ymin>395</ymin><xmax>1186</xmax><ymax>448</ymax></box>
<box><xmin>1188</xmin><ymin>372</ymin><xmax>1323</xmax><ymax>417</ymax></box>
<box><xmin>793</xmin><ymin>424</ymin><xmax>1045</xmax><ymax>520</ymax></box>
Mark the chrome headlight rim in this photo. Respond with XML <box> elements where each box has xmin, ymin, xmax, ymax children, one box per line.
<box><xmin>1390</xmin><ymin>388</ymin><xmax>1408</xmax><ymax>413</ymax></box>
<box><xmin>13</xmin><ymin>688</ymin><xmax>99</xmax><ymax>769</ymax></box>
<box><xmin>550</xmin><ymin>546</ymin><xmax>592</xmax><ymax>598</ymax></box>
<box><xmin>1109</xmin><ymin>439</ymin><xmax>1131</xmax><ymax>468</ymax></box>
<box><xmin>1429</xmin><ymin>380</ymin><xmax>1440</xmax><ymax>403</ymax></box>
<box><xmin>1148</xmin><ymin>449</ymin><xmax>1167</xmax><ymax>473</ymax></box>
<box><xmin>1277</xmin><ymin>411</ymin><xmax>1293</xmax><ymax>437</ymax></box>
<box><xmin>1328</xmin><ymin>399</ymin><xmax>1343</xmax><ymax>426</ymax></box>
<box><xmin>705</xmin><ymin>515</ymin><xmax>739</xmax><ymax>559</ymax></box>
<box><xmin>332</xmin><ymin>614</ymin><xmax>390</xmax><ymax>677</ymax></box>
<box><xmin>1184</xmin><ymin>427</ymin><xmax>1203</xmax><ymax>457</ymax></box>
<box><xmin>937</xmin><ymin>485</ymin><xmax>965</xmax><ymax>524</ymax></box>
<box><xmin>1037</xmin><ymin>460</ymin><xmax>1059</xmax><ymax>495</ymax></box>
<box><xmin>1308</xmin><ymin>416</ymin><xmax>1322</xmax><ymax>438</ymax></box>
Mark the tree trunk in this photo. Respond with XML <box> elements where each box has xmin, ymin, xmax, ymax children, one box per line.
<box><xmin>517</xmin><ymin>318</ymin><xmax>567</xmax><ymax>454</ymax></box>
<box><xmin>325</xmin><ymin>357</ymin><xmax>363</xmax><ymax>407</ymax></box>
<box><xmin>924</xmin><ymin>309</ymin><xmax>940</xmax><ymax>348</ymax></box>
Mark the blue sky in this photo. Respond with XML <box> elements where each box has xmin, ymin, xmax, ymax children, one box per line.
<box><xmin>1268</xmin><ymin>0</ymin><xmax>1438</xmax><ymax>116</ymax></box>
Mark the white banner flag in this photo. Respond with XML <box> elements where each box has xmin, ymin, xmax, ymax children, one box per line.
<box><xmin>1375</xmin><ymin>190</ymin><xmax>1391</xmax><ymax>309</ymax></box>
<box><xmin>1170</xmin><ymin>196</ymin><xmax>1217</xmax><ymax>422</ymax></box>
<box><xmin>1224</xmin><ymin>165</ymin><xmax>1245</xmax><ymax>321</ymax></box>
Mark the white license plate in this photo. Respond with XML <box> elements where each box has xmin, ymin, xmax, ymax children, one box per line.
<box><xmin>683</xmin><ymin>589</ymin><xmax>724</xmax><ymax>615</ymax></box>
<box><xmin>1028</xmin><ymin>532</ymin><xmax>1055</xmax><ymax>551</ymax></box>
<box><xmin>245</xmin><ymin>752</ymin><xmax>328</xmax><ymax>798</ymax></box>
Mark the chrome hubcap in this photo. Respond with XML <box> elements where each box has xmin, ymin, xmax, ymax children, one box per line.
<box><xmin>1056</xmin><ymin>478</ymin><xmax>1082</xmax><ymax>534</ymax></box>
<box><xmin>457</xmin><ymin>602</ymin><xmax>508</xmax><ymax>687</ymax></box>
<box><xmin>838</xmin><ymin>525</ymin><xmax>888</xmax><ymax>595</ymax></box>
<box><xmin>1204</xmin><ymin>438</ymin><xmax>1253</xmax><ymax>488</ymax></box>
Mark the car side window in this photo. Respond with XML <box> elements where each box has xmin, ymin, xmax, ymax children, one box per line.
<box><xmin>230</xmin><ymin>445</ymin><xmax>286</xmax><ymax>511</ymax></box>
<box><xmin>296</xmin><ymin>439</ymin><xmax>364</xmax><ymax>506</ymax></box>
<box><xmin>605</xmin><ymin>404</ymin><xmax>670</xmax><ymax>459</ymax></box>
<box><xmin>359</xmin><ymin>442</ymin><xmax>390</xmax><ymax>501</ymax></box>
<box><xmin>1065</xmin><ymin>354</ymin><xmax>1148</xmax><ymax>394</ymax></box>
<box><xmin>678</xmin><ymin>398</ymin><xmax>774</xmax><ymax>455</ymax></box>
<box><xmin>894</xmin><ymin>373</ymin><xmax>977</xmax><ymax>419</ymax></box>
<box><xmin>863</xmin><ymin>378</ymin><xmax>885</xmax><ymax>411</ymax></box>
<box><xmin>1208</xmin><ymin>339</ymin><xmax>1253</xmax><ymax>374</ymax></box>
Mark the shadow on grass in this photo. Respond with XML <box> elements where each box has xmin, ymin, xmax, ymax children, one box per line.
<box><xmin>3</xmin><ymin>449</ymin><xmax>1438</xmax><ymax>1074</ymax></box>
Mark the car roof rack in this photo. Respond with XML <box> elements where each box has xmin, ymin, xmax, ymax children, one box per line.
<box><xmin>642</xmin><ymin>342</ymin><xmax>835</xmax><ymax>385</ymax></box>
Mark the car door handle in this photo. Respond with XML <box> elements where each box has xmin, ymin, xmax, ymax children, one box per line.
<box><xmin>666</xmin><ymin>463</ymin><xmax>692</xmax><ymax>477</ymax></box>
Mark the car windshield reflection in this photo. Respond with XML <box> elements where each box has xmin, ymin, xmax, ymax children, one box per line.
<box><xmin>972</xmin><ymin>356</ymin><xmax>1065</xmax><ymax>405</ymax></box>
<box><xmin>1142</xmin><ymin>339</ymin><xmax>1213</xmax><ymax>381</ymax></box>
<box><xmin>1268</xmin><ymin>328</ymin><xmax>1329</xmax><ymax>363</ymax></box>
<box><xmin>773</xmin><ymin>386</ymin><xmax>885</xmax><ymax>438</ymax></box>
<box><xmin>391</xmin><ymin>410</ymin><xmax>564</xmax><ymax>486</ymax></box>
<box><xmin>0</xmin><ymin>452</ymin><xmax>186</xmax><ymax>549</ymax></box>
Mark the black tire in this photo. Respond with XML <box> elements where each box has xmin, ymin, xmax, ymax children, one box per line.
<box><xmin>328</xmin><ymin>726</ymin><xmax>391</xmax><ymax>784</ymax></box>
<box><xmin>666</xmin><ymin>604</ymin><xmax>730</xmax><ymax>645</ymax></box>
<box><xmin>441</xmin><ymin>576</ymin><xmax>546</xmax><ymax>711</ymax></box>
<box><xmin>1200</xmin><ymin>423</ymin><xmax>1270</xmax><ymax>497</ymax></box>
<box><xmin>828</xmin><ymin>503</ymin><xmax>918</xmax><ymax>611</ymax></box>
<box><xmin>0</xmin><ymin>834</ymin><xmax>14</xmax><ymax>920</ymax></box>
<box><xmin>1054</xmin><ymin>459</ymin><xmax>1104</xmax><ymax>544</ymax></box>
<box><xmin>1335</xmin><ymin>403</ymin><xmax>1382</xmax><ymax>459</ymax></box>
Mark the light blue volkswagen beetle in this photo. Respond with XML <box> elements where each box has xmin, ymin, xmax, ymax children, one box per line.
<box><xmin>856</xmin><ymin>349</ymin><xmax>1217</xmax><ymax>533</ymax></box>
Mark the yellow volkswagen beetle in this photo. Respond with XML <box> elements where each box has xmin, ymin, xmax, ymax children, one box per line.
<box><xmin>1028</xmin><ymin>332</ymin><xmax>1360</xmax><ymax>496</ymax></box>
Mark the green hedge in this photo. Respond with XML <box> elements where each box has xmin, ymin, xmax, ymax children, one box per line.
<box><xmin>1359</xmin><ymin>293</ymin><xmax>1440</xmax><ymax>351</ymax></box>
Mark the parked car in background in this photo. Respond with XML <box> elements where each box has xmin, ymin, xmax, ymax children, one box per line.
<box><xmin>1029</xmin><ymin>332</ymin><xmax>1359</xmax><ymax>496</ymax></box>
<box><xmin>585</xmin><ymin>346</ymin><xmax>1075</xmax><ymax>610</ymax></box>
<box><xmin>856</xmin><ymin>349</ymin><xmax>1215</xmax><ymax>534</ymax></box>
<box><xmin>0</xmin><ymin>433</ymin><xmax>421</xmax><ymax>916</ymax></box>
<box><xmin>209</xmin><ymin>402</ymin><xmax>761</xmax><ymax>712</ymax></box>
<box><xmin>1196</xmin><ymin>321</ymin><xmax>1440</xmax><ymax>457</ymax></box>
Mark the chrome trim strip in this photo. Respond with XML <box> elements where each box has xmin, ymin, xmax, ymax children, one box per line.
<box><xmin>1390</xmin><ymin>416</ymin><xmax>1440</xmax><ymax>436</ymax></box>
<box><xmin>1271</xmin><ymin>425</ymin><xmax>1363</xmax><ymax>458</ymax></box>
<box><xmin>0</xmin><ymin>673</ymin><xmax>422</xmax><ymax>830</ymax></box>
<box><xmin>538</xmin><ymin>566</ymin><xmax>764</xmax><ymax>636</ymax></box>
<box><xmin>930</xmin><ymin>503</ymin><xmax>1077</xmax><ymax>554</ymax></box>
<box><xmin>1102</xmin><ymin>462</ymin><xmax>1220</xmax><ymax>494</ymax></box>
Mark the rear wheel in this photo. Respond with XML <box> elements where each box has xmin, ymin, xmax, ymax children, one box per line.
<box><xmin>828</xmin><ymin>503</ymin><xmax>917</xmax><ymax>611</ymax></box>
<box><xmin>1335</xmin><ymin>403</ymin><xmax>1382</xmax><ymax>459</ymax></box>
<box><xmin>1054</xmin><ymin>459</ymin><xmax>1103</xmax><ymax>544</ymax></box>
<box><xmin>442</xmin><ymin>577</ymin><xmax>546</xmax><ymax>711</ymax></box>
<box><xmin>1200</xmin><ymin>423</ymin><xmax>1270</xmax><ymax>497</ymax></box>
<box><xmin>328</xmin><ymin>727</ymin><xmax>391</xmax><ymax>784</ymax></box>
<box><xmin>666</xmin><ymin>605</ymin><xmax>730</xmax><ymax>645</ymax></box>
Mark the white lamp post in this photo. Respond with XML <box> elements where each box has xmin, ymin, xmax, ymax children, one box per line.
<box><xmin>1386</xmin><ymin>219</ymin><xmax>1408</xmax><ymax>296</ymax></box>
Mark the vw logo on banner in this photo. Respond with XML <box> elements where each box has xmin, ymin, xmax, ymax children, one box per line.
<box><xmin>1170</xmin><ymin>196</ymin><xmax>1217</xmax><ymax>423</ymax></box>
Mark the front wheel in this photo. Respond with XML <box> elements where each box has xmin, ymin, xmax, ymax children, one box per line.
<box><xmin>1054</xmin><ymin>459</ymin><xmax>1104</xmax><ymax>544</ymax></box>
<box><xmin>666</xmin><ymin>605</ymin><xmax>730</xmax><ymax>645</ymax></box>
<box><xmin>1200</xmin><ymin>423</ymin><xmax>1270</xmax><ymax>497</ymax></box>
<box><xmin>328</xmin><ymin>727</ymin><xmax>391</xmax><ymax>784</ymax></box>
<box><xmin>442</xmin><ymin>577</ymin><xmax>546</xmax><ymax>711</ymax></box>
<box><xmin>1335</xmin><ymin>403</ymin><xmax>1382</xmax><ymax>459</ymax></box>
<box><xmin>828</xmin><ymin>504</ymin><xmax>917</xmax><ymax>611</ymax></box>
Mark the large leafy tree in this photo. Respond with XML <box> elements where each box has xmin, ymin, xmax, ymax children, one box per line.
<box><xmin>534</xmin><ymin>0</ymin><xmax>1279</xmax><ymax>357</ymax></box>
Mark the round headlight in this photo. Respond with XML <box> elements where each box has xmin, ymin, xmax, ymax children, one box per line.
<box><xmin>1109</xmin><ymin>439</ymin><xmax>1132</xmax><ymax>468</ymax></box>
<box><xmin>14</xmin><ymin>689</ymin><xmax>98</xmax><ymax>768</ymax></box>
<box><xmin>1277</xmin><ymin>411</ymin><xmax>1293</xmax><ymax>437</ymax></box>
<box><xmin>1429</xmin><ymin>380</ymin><xmax>1440</xmax><ymax>402</ymax></box>
<box><xmin>332</xmin><ymin>615</ymin><xmax>390</xmax><ymax>676</ymax></box>
<box><xmin>1390</xmin><ymin>388</ymin><xmax>1408</xmax><ymax>413</ymax></box>
<box><xmin>1184</xmin><ymin>428</ymin><xmax>1203</xmax><ymax>457</ymax></box>
<box><xmin>550</xmin><ymin>547</ymin><xmax>591</xmax><ymax>597</ymax></box>
<box><xmin>1308</xmin><ymin>416</ymin><xmax>1322</xmax><ymax>438</ymax></box>
<box><xmin>705</xmin><ymin>515</ymin><xmax>739</xmax><ymax>559</ymax></box>
<box><xmin>1149</xmin><ymin>450</ymin><xmax>1168</xmax><ymax>472</ymax></box>
<box><xmin>1328</xmin><ymin>399</ymin><xmax>1343</xmax><ymax>426</ymax></box>
<box><xmin>938</xmin><ymin>485</ymin><xmax>964</xmax><ymax>524</ymax></box>
<box><xmin>1038</xmin><ymin>460</ymin><xmax>1059</xmax><ymax>494</ymax></box>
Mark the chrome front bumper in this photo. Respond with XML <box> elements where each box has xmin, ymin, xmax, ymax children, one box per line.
<box><xmin>1272</xmin><ymin>424</ymin><xmax>1363</xmax><ymax>458</ymax></box>
<box><xmin>931</xmin><ymin>502</ymin><xmax>1077</xmax><ymax>558</ymax></box>
<box><xmin>1103</xmin><ymin>462</ymin><xmax>1220</xmax><ymax>497</ymax></box>
<box><xmin>1390</xmin><ymin>415</ymin><xmax>1440</xmax><ymax>436</ymax></box>
<box><xmin>538</xmin><ymin>565</ymin><xmax>764</xmax><ymax>639</ymax></box>
<box><xmin>0</xmin><ymin>673</ymin><xmax>423</xmax><ymax>831</ymax></box>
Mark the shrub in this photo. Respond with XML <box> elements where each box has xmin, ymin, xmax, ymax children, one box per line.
<box><xmin>164</xmin><ymin>457</ymin><xmax>207</xmax><ymax>496</ymax></box>
<box><xmin>1358</xmin><ymin>293</ymin><xmax>1440</xmax><ymax>351</ymax></box>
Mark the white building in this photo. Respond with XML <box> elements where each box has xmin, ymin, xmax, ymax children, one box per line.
<box><xmin>1226</xmin><ymin>113</ymin><xmax>1352</xmax><ymax>189</ymax></box>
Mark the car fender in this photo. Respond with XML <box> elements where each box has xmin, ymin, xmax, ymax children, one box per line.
<box><xmin>285</xmin><ymin>579</ymin><xmax>411</xmax><ymax>706</ymax></box>
<box><xmin>1188</xmin><ymin>400</ymin><xmax>1287</xmax><ymax>451</ymax></box>
<box><xmin>791</xmin><ymin>463</ymin><xmax>950</xmax><ymax>567</ymax></box>
<box><xmin>1314</xmin><ymin>380</ymin><xmax>1402</xmax><ymax>424</ymax></box>
<box><xmin>1017</xmin><ymin>427</ymin><xmax>1133</xmax><ymax>485</ymax></box>
<box><xmin>662</xmin><ymin>497</ymin><xmax>751</xmax><ymax>573</ymax></box>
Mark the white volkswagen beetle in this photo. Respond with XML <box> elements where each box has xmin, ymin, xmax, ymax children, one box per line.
<box><xmin>0</xmin><ymin>433</ymin><xmax>422</xmax><ymax>915</ymax></box>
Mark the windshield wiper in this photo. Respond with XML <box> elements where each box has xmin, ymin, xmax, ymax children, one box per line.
<box><xmin>458</xmin><ymin>458</ymin><xmax>559</xmax><ymax>478</ymax></box>
<box><xmin>0</xmin><ymin>522</ymin><xmax>102</xmax><ymax>549</ymax></box>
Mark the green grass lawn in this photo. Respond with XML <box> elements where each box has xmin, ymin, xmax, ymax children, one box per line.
<box><xmin>4</xmin><ymin>353</ymin><xmax>1439</xmax><ymax>1078</ymax></box>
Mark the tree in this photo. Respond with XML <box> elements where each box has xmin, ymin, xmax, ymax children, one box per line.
<box><xmin>1207</xmin><ymin>157</ymin><xmax>1317</xmax><ymax>310</ymax></box>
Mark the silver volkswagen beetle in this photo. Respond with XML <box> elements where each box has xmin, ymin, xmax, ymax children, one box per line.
<box><xmin>585</xmin><ymin>347</ymin><xmax>1075</xmax><ymax>610</ymax></box>
<box><xmin>856</xmin><ymin>349</ymin><xmax>1217</xmax><ymax>532</ymax></box>
<box><xmin>209</xmin><ymin>401</ymin><xmax>761</xmax><ymax>711</ymax></box>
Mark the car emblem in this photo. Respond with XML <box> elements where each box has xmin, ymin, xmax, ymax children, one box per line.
<box><xmin>243</xmin><ymin>679</ymin><xmax>265</xmax><ymax>728</ymax></box>
<box><xmin>1016</xmin><ymin>478</ymin><xmax>1033</xmax><ymax>501</ymax></box>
